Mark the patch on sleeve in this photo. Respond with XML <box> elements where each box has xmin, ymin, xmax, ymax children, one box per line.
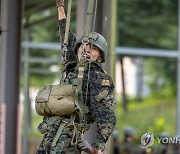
<box><xmin>95</xmin><ymin>90</ymin><xmax>108</xmax><ymax>101</ymax></box>
<box><xmin>101</xmin><ymin>79</ymin><xmax>110</xmax><ymax>87</ymax></box>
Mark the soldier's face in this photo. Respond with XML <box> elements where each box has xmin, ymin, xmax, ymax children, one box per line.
<box><xmin>77</xmin><ymin>44</ymin><xmax>102</xmax><ymax>62</ymax></box>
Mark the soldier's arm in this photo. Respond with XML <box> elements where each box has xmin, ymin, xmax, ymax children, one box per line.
<box><xmin>57</xmin><ymin>6</ymin><xmax>66</xmax><ymax>45</ymax></box>
<box><xmin>57</xmin><ymin>1</ymin><xmax>77</xmax><ymax>62</ymax></box>
<box><xmin>89</xmin><ymin>71</ymin><xmax>117</xmax><ymax>151</ymax></box>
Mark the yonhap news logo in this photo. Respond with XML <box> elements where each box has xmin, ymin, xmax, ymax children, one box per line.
<box><xmin>141</xmin><ymin>132</ymin><xmax>154</xmax><ymax>148</ymax></box>
<box><xmin>141</xmin><ymin>132</ymin><xmax>180</xmax><ymax>148</ymax></box>
<box><xmin>157</xmin><ymin>136</ymin><xmax>180</xmax><ymax>144</ymax></box>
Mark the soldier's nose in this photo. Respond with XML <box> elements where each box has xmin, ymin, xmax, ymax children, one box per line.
<box><xmin>86</xmin><ymin>50</ymin><xmax>90</xmax><ymax>53</ymax></box>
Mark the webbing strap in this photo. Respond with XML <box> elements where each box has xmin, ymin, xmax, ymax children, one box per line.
<box><xmin>80</xmin><ymin>0</ymin><xmax>96</xmax><ymax>115</ymax></box>
<box><xmin>67</xmin><ymin>113</ymin><xmax>78</xmax><ymax>146</ymax></box>
<box><xmin>63</xmin><ymin>0</ymin><xmax>72</xmax><ymax>45</ymax></box>
<box><xmin>83</xmin><ymin>0</ymin><xmax>95</xmax><ymax>42</ymax></box>
<box><xmin>76</xmin><ymin>60</ymin><xmax>86</xmax><ymax>122</ymax></box>
<box><xmin>74</xmin><ymin>89</ymin><xmax>84</xmax><ymax>119</ymax></box>
<box><xmin>77</xmin><ymin>62</ymin><xmax>85</xmax><ymax>92</ymax></box>
<box><xmin>92</xmin><ymin>0</ymin><xmax>98</xmax><ymax>32</ymax></box>
<box><xmin>59</xmin><ymin>0</ymin><xmax>73</xmax><ymax>81</ymax></box>
<box><xmin>51</xmin><ymin>122</ymin><xmax>66</xmax><ymax>147</ymax></box>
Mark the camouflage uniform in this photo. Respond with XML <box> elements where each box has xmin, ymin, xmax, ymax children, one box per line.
<box><xmin>36</xmin><ymin>18</ymin><xmax>116</xmax><ymax>154</ymax></box>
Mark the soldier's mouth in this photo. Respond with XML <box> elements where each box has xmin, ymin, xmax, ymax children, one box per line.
<box><xmin>80</xmin><ymin>53</ymin><xmax>90</xmax><ymax>59</ymax></box>
<box><xmin>86</xmin><ymin>55</ymin><xmax>90</xmax><ymax>59</ymax></box>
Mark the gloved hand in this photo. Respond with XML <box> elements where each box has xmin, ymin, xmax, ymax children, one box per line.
<box><xmin>78</xmin><ymin>139</ymin><xmax>98</xmax><ymax>154</ymax></box>
<box><xmin>56</xmin><ymin>0</ymin><xmax>64</xmax><ymax>7</ymax></box>
<box><xmin>38</xmin><ymin>122</ymin><xmax>48</xmax><ymax>134</ymax></box>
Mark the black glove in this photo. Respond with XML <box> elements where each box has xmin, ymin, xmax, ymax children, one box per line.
<box><xmin>56</xmin><ymin>0</ymin><xmax>64</xmax><ymax>7</ymax></box>
<box><xmin>78</xmin><ymin>139</ymin><xmax>98</xmax><ymax>154</ymax></box>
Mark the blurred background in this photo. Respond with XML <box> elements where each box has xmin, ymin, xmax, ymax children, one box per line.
<box><xmin>0</xmin><ymin>0</ymin><xmax>180</xmax><ymax>153</ymax></box>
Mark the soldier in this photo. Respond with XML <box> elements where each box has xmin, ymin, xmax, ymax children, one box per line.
<box><xmin>112</xmin><ymin>129</ymin><xmax>121</xmax><ymax>154</ymax></box>
<box><xmin>36</xmin><ymin>0</ymin><xmax>116</xmax><ymax>153</ymax></box>
<box><xmin>153</xmin><ymin>132</ymin><xmax>172</xmax><ymax>154</ymax></box>
<box><xmin>171</xmin><ymin>135</ymin><xmax>180</xmax><ymax>154</ymax></box>
<box><xmin>120</xmin><ymin>127</ymin><xmax>135</xmax><ymax>154</ymax></box>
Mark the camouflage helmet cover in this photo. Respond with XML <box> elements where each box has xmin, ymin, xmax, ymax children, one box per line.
<box><xmin>74</xmin><ymin>32</ymin><xmax>108</xmax><ymax>63</ymax></box>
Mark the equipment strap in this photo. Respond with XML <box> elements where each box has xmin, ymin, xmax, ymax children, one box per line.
<box><xmin>83</xmin><ymin>0</ymin><xmax>95</xmax><ymax>42</ymax></box>
<box><xmin>75</xmin><ymin>0</ymin><xmax>97</xmax><ymax>128</ymax></box>
<box><xmin>51</xmin><ymin>122</ymin><xmax>67</xmax><ymax>147</ymax></box>
<box><xmin>63</xmin><ymin>0</ymin><xmax>72</xmax><ymax>45</ymax></box>
<box><xmin>59</xmin><ymin>0</ymin><xmax>73</xmax><ymax>81</ymax></box>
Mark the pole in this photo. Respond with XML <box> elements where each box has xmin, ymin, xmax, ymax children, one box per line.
<box><xmin>135</xmin><ymin>57</ymin><xmax>143</xmax><ymax>101</ymax></box>
<box><xmin>0</xmin><ymin>0</ymin><xmax>23</xmax><ymax>153</ymax></box>
<box><xmin>120</xmin><ymin>57</ymin><xmax>128</xmax><ymax>112</ymax></box>
<box><xmin>177</xmin><ymin>0</ymin><xmax>180</xmax><ymax>135</ymax></box>
<box><xmin>102</xmin><ymin>0</ymin><xmax>117</xmax><ymax>153</ymax></box>
<box><xmin>23</xmin><ymin>31</ymin><xmax>30</xmax><ymax>154</ymax></box>
<box><xmin>109</xmin><ymin>0</ymin><xmax>117</xmax><ymax>81</ymax></box>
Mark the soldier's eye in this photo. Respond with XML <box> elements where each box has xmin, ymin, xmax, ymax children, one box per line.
<box><xmin>92</xmin><ymin>47</ymin><xmax>97</xmax><ymax>50</ymax></box>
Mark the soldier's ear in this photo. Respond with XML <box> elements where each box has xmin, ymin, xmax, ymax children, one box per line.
<box><xmin>97</xmin><ymin>55</ymin><xmax>103</xmax><ymax>63</ymax></box>
<box><xmin>97</xmin><ymin>52</ymin><xmax>103</xmax><ymax>63</ymax></box>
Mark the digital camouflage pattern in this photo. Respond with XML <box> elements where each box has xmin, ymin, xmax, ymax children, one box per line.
<box><xmin>36</xmin><ymin>18</ymin><xmax>116</xmax><ymax>153</ymax></box>
<box><xmin>36</xmin><ymin>116</ymin><xmax>81</xmax><ymax>154</ymax></box>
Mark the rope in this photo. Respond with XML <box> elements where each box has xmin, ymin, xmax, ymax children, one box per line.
<box><xmin>63</xmin><ymin>0</ymin><xmax>72</xmax><ymax>45</ymax></box>
<box><xmin>82</xmin><ymin>0</ymin><xmax>98</xmax><ymax>129</ymax></box>
<box><xmin>59</xmin><ymin>0</ymin><xmax>72</xmax><ymax>82</ymax></box>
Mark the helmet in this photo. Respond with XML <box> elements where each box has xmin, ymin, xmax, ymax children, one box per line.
<box><xmin>112</xmin><ymin>129</ymin><xmax>119</xmax><ymax>139</ymax></box>
<box><xmin>159</xmin><ymin>132</ymin><xmax>170</xmax><ymax>138</ymax></box>
<box><xmin>74</xmin><ymin>32</ymin><xmax>107</xmax><ymax>63</ymax></box>
<box><xmin>124</xmin><ymin>127</ymin><xmax>135</xmax><ymax>137</ymax></box>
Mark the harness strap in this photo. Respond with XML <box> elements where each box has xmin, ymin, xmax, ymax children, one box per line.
<box><xmin>74</xmin><ymin>88</ymin><xmax>84</xmax><ymax>119</ymax></box>
<box><xmin>76</xmin><ymin>60</ymin><xmax>86</xmax><ymax>122</ymax></box>
<box><xmin>79</xmin><ymin>0</ymin><xmax>97</xmax><ymax>126</ymax></box>
<box><xmin>51</xmin><ymin>122</ymin><xmax>67</xmax><ymax>147</ymax></box>
<box><xmin>70</xmin><ymin>124</ymin><xmax>78</xmax><ymax>146</ymax></box>
<box><xmin>83</xmin><ymin>0</ymin><xmax>95</xmax><ymax>42</ymax></box>
<box><xmin>63</xmin><ymin>0</ymin><xmax>72</xmax><ymax>45</ymax></box>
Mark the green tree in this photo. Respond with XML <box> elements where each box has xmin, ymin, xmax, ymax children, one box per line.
<box><xmin>118</xmin><ymin>0</ymin><xmax>178</xmax><ymax>94</ymax></box>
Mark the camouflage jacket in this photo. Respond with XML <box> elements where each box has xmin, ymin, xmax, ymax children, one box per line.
<box><xmin>58</xmin><ymin>18</ymin><xmax>116</xmax><ymax>151</ymax></box>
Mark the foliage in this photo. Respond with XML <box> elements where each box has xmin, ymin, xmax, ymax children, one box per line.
<box><xmin>116</xmin><ymin>92</ymin><xmax>176</xmax><ymax>142</ymax></box>
<box><xmin>118</xmin><ymin>0</ymin><xmax>178</xmax><ymax>49</ymax></box>
<box><xmin>118</xmin><ymin>0</ymin><xmax>178</xmax><ymax>92</ymax></box>
<box><xmin>144</xmin><ymin>57</ymin><xmax>177</xmax><ymax>95</ymax></box>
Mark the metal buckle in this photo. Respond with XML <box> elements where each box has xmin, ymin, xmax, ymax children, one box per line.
<box><xmin>89</xmin><ymin>33</ymin><xmax>99</xmax><ymax>41</ymax></box>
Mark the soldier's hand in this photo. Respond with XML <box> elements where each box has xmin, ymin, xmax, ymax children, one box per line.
<box><xmin>56</xmin><ymin>0</ymin><xmax>64</xmax><ymax>7</ymax></box>
<box><xmin>78</xmin><ymin>139</ymin><xmax>98</xmax><ymax>154</ymax></box>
